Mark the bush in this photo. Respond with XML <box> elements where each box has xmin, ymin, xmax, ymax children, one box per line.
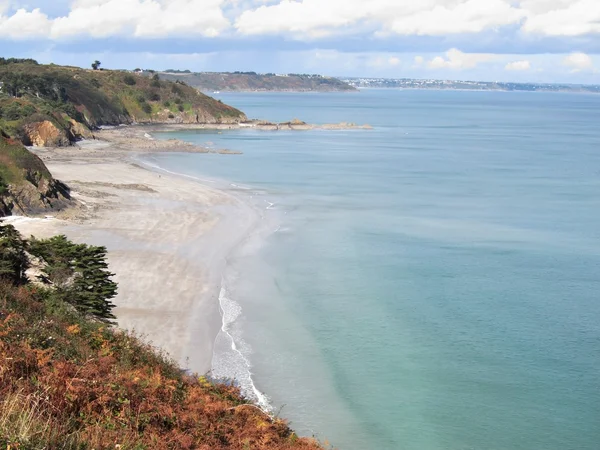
<box><xmin>168</xmin><ymin>113</ymin><xmax>175</xmax><ymax>119</ymax></box>
<box><xmin>149</xmin><ymin>92</ymin><xmax>160</xmax><ymax>102</ymax></box>
<box><xmin>178</xmin><ymin>105</ymin><xmax>184</xmax><ymax>112</ymax></box>
<box><xmin>136</xmin><ymin>94</ymin><xmax>146</xmax><ymax>104</ymax></box>
<box><xmin>141</xmin><ymin>102</ymin><xmax>153</xmax><ymax>114</ymax></box>
<box><xmin>163</xmin><ymin>100</ymin><xmax>171</xmax><ymax>107</ymax></box>
<box><xmin>171</xmin><ymin>84</ymin><xmax>183</xmax><ymax>96</ymax></box>
<box><xmin>174</xmin><ymin>97</ymin><xmax>182</xmax><ymax>104</ymax></box>
<box><xmin>123</xmin><ymin>75</ymin><xmax>137</xmax><ymax>85</ymax></box>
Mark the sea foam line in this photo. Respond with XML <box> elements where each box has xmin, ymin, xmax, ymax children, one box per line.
<box><xmin>218</xmin><ymin>284</ymin><xmax>272</xmax><ymax>411</ymax></box>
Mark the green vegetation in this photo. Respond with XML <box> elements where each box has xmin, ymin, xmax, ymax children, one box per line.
<box><xmin>0</xmin><ymin>59</ymin><xmax>247</xmax><ymax>146</ymax></box>
<box><xmin>0</xmin><ymin>134</ymin><xmax>51</xmax><ymax>185</ymax></box>
<box><xmin>123</xmin><ymin>74</ymin><xmax>137</xmax><ymax>86</ymax></box>
<box><xmin>0</xmin><ymin>224</ymin><xmax>28</xmax><ymax>284</ymax></box>
<box><xmin>28</xmin><ymin>235</ymin><xmax>118</xmax><ymax>322</ymax></box>
<box><xmin>158</xmin><ymin>71</ymin><xmax>357</xmax><ymax>92</ymax></box>
<box><xmin>0</xmin><ymin>224</ymin><xmax>323</xmax><ymax>449</ymax></box>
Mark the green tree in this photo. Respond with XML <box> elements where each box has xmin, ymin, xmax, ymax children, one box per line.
<box><xmin>91</xmin><ymin>60</ymin><xmax>101</xmax><ymax>70</ymax></box>
<box><xmin>0</xmin><ymin>224</ymin><xmax>29</xmax><ymax>285</ymax></box>
<box><xmin>29</xmin><ymin>235</ymin><xmax>117</xmax><ymax>321</ymax></box>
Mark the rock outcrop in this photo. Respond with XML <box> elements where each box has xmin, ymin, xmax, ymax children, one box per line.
<box><xmin>20</xmin><ymin>120</ymin><xmax>72</xmax><ymax>147</ymax></box>
<box><xmin>0</xmin><ymin>135</ymin><xmax>73</xmax><ymax>217</ymax></box>
<box><xmin>2</xmin><ymin>173</ymin><xmax>72</xmax><ymax>216</ymax></box>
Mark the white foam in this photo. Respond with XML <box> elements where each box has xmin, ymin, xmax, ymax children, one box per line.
<box><xmin>216</xmin><ymin>284</ymin><xmax>271</xmax><ymax>411</ymax></box>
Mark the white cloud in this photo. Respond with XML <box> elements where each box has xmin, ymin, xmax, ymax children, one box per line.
<box><xmin>427</xmin><ymin>48</ymin><xmax>497</xmax><ymax>70</ymax></box>
<box><xmin>562</xmin><ymin>52</ymin><xmax>594</xmax><ymax>71</ymax></box>
<box><xmin>414</xmin><ymin>56</ymin><xmax>425</xmax><ymax>66</ymax></box>
<box><xmin>0</xmin><ymin>0</ymin><xmax>231</xmax><ymax>39</ymax></box>
<box><xmin>235</xmin><ymin>0</ymin><xmax>525</xmax><ymax>37</ymax></box>
<box><xmin>505</xmin><ymin>60</ymin><xmax>531</xmax><ymax>71</ymax></box>
<box><xmin>521</xmin><ymin>0</ymin><xmax>600</xmax><ymax>36</ymax></box>
<box><xmin>0</xmin><ymin>7</ymin><xmax>51</xmax><ymax>39</ymax></box>
<box><xmin>388</xmin><ymin>57</ymin><xmax>401</xmax><ymax>66</ymax></box>
<box><xmin>1</xmin><ymin>0</ymin><xmax>600</xmax><ymax>42</ymax></box>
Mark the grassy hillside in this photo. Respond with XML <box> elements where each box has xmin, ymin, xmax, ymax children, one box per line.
<box><xmin>0</xmin><ymin>134</ymin><xmax>51</xmax><ymax>186</ymax></box>
<box><xmin>0</xmin><ymin>225</ymin><xmax>324</xmax><ymax>449</ymax></box>
<box><xmin>0</xmin><ymin>59</ymin><xmax>247</xmax><ymax>146</ymax></box>
<box><xmin>156</xmin><ymin>71</ymin><xmax>357</xmax><ymax>92</ymax></box>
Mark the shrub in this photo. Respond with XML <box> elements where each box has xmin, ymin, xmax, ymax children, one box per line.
<box><xmin>141</xmin><ymin>102</ymin><xmax>153</xmax><ymax>114</ymax></box>
<box><xmin>171</xmin><ymin>84</ymin><xmax>183</xmax><ymax>95</ymax></box>
<box><xmin>149</xmin><ymin>92</ymin><xmax>160</xmax><ymax>102</ymax></box>
<box><xmin>123</xmin><ymin>75</ymin><xmax>137</xmax><ymax>86</ymax></box>
<box><xmin>163</xmin><ymin>100</ymin><xmax>171</xmax><ymax>107</ymax></box>
<box><xmin>178</xmin><ymin>105</ymin><xmax>184</xmax><ymax>112</ymax></box>
<box><xmin>174</xmin><ymin>97</ymin><xmax>182</xmax><ymax>104</ymax></box>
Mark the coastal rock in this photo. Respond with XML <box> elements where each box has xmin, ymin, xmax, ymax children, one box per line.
<box><xmin>68</xmin><ymin>118</ymin><xmax>95</xmax><ymax>140</ymax></box>
<box><xmin>21</xmin><ymin>120</ymin><xmax>71</xmax><ymax>147</ymax></box>
<box><xmin>0</xmin><ymin>135</ymin><xmax>74</xmax><ymax>217</ymax></box>
<box><xmin>3</xmin><ymin>172</ymin><xmax>73</xmax><ymax>216</ymax></box>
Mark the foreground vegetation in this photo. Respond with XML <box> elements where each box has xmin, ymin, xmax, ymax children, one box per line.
<box><xmin>0</xmin><ymin>224</ymin><xmax>323</xmax><ymax>449</ymax></box>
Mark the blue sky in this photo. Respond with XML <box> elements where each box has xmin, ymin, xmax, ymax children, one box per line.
<box><xmin>1</xmin><ymin>0</ymin><xmax>599</xmax><ymax>83</ymax></box>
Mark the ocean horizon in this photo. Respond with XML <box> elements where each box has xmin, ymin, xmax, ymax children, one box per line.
<box><xmin>147</xmin><ymin>89</ymin><xmax>600</xmax><ymax>450</ymax></box>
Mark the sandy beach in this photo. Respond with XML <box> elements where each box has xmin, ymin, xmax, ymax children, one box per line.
<box><xmin>7</xmin><ymin>136</ymin><xmax>259</xmax><ymax>373</ymax></box>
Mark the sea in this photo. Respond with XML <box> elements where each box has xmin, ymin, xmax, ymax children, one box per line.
<box><xmin>144</xmin><ymin>90</ymin><xmax>600</xmax><ymax>450</ymax></box>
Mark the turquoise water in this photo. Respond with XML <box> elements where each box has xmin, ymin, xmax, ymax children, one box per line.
<box><xmin>147</xmin><ymin>90</ymin><xmax>600</xmax><ymax>450</ymax></box>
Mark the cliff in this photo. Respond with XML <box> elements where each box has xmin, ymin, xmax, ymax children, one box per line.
<box><xmin>0</xmin><ymin>60</ymin><xmax>247</xmax><ymax>146</ymax></box>
<box><xmin>156</xmin><ymin>71</ymin><xmax>357</xmax><ymax>92</ymax></box>
<box><xmin>0</xmin><ymin>133</ymin><xmax>72</xmax><ymax>216</ymax></box>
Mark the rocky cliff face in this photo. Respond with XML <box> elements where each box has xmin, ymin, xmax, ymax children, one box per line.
<box><xmin>18</xmin><ymin>119</ymin><xmax>96</xmax><ymax>147</ymax></box>
<box><xmin>0</xmin><ymin>135</ymin><xmax>73</xmax><ymax>217</ymax></box>
<box><xmin>21</xmin><ymin>120</ymin><xmax>72</xmax><ymax>147</ymax></box>
<box><xmin>1</xmin><ymin>174</ymin><xmax>72</xmax><ymax>217</ymax></box>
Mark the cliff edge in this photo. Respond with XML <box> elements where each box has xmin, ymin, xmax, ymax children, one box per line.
<box><xmin>0</xmin><ymin>131</ymin><xmax>72</xmax><ymax>216</ymax></box>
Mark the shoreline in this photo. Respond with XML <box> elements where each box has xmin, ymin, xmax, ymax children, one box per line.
<box><xmin>7</xmin><ymin>136</ymin><xmax>262</xmax><ymax>375</ymax></box>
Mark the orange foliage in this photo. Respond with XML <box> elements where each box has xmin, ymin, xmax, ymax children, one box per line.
<box><xmin>0</xmin><ymin>283</ymin><xmax>324</xmax><ymax>449</ymax></box>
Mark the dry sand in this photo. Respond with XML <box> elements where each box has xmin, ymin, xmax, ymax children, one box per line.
<box><xmin>7</xmin><ymin>139</ymin><xmax>260</xmax><ymax>374</ymax></box>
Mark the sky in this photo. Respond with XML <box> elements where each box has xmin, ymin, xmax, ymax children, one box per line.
<box><xmin>1</xmin><ymin>0</ymin><xmax>599</xmax><ymax>83</ymax></box>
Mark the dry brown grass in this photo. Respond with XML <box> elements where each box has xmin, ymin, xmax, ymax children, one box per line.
<box><xmin>0</xmin><ymin>283</ymin><xmax>325</xmax><ymax>450</ymax></box>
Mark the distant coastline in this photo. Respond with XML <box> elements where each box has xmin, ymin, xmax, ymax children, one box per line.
<box><xmin>341</xmin><ymin>77</ymin><xmax>600</xmax><ymax>94</ymax></box>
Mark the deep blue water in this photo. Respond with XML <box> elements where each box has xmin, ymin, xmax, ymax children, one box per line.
<box><xmin>148</xmin><ymin>90</ymin><xmax>600</xmax><ymax>450</ymax></box>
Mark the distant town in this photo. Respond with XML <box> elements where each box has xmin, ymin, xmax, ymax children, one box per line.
<box><xmin>340</xmin><ymin>77</ymin><xmax>600</xmax><ymax>94</ymax></box>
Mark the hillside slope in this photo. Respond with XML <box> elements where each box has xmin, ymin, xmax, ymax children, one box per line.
<box><xmin>0</xmin><ymin>59</ymin><xmax>247</xmax><ymax>146</ymax></box>
<box><xmin>157</xmin><ymin>71</ymin><xmax>357</xmax><ymax>92</ymax></box>
<box><xmin>0</xmin><ymin>225</ymin><xmax>323</xmax><ymax>449</ymax></box>
<box><xmin>0</xmin><ymin>133</ymin><xmax>72</xmax><ymax>216</ymax></box>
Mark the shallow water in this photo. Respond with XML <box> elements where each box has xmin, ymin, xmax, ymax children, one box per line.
<box><xmin>147</xmin><ymin>90</ymin><xmax>600</xmax><ymax>450</ymax></box>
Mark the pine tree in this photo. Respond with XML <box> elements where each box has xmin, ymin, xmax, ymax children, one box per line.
<box><xmin>0</xmin><ymin>224</ymin><xmax>28</xmax><ymax>285</ymax></box>
<box><xmin>29</xmin><ymin>235</ymin><xmax>117</xmax><ymax>322</ymax></box>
